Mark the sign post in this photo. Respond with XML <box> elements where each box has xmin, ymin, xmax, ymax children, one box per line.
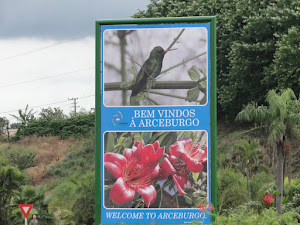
<box><xmin>19</xmin><ymin>204</ymin><xmax>33</xmax><ymax>225</ymax></box>
<box><xmin>95</xmin><ymin>16</ymin><xmax>217</xmax><ymax>224</ymax></box>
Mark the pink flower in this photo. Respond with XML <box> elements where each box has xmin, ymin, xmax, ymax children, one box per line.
<box><xmin>160</xmin><ymin>154</ymin><xmax>189</xmax><ymax>195</ymax></box>
<box><xmin>169</xmin><ymin>137</ymin><xmax>207</xmax><ymax>173</ymax></box>
<box><xmin>160</xmin><ymin>138</ymin><xmax>207</xmax><ymax>195</ymax></box>
<box><xmin>104</xmin><ymin>140</ymin><xmax>164</xmax><ymax>207</ymax></box>
<box><xmin>263</xmin><ymin>193</ymin><xmax>274</xmax><ymax>205</ymax></box>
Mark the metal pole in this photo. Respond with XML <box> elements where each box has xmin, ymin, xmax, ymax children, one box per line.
<box><xmin>25</xmin><ymin>218</ymin><xmax>27</xmax><ymax>225</ymax></box>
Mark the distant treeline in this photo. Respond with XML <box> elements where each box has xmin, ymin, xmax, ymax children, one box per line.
<box><xmin>14</xmin><ymin>113</ymin><xmax>95</xmax><ymax>139</ymax></box>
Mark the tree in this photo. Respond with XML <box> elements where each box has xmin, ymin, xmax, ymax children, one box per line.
<box><xmin>272</xmin><ymin>26</ymin><xmax>300</xmax><ymax>95</ymax></box>
<box><xmin>0</xmin><ymin>165</ymin><xmax>25</xmax><ymax>225</ymax></box>
<box><xmin>12</xmin><ymin>185</ymin><xmax>55</xmax><ymax>225</ymax></box>
<box><xmin>39</xmin><ymin>107</ymin><xmax>67</xmax><ymax>120</ymax></box>
<box><xmin>134</xmin><ymin>0</ymin><xmax>300</xmax><ymax>118</ymax></box>
<box><xmin>236</xmin><ymin>88</ymin><xmax>300</xmax><ymax>214</ymax></box>
<box><xmin>11</xmin><ymin>105</ymin><xmax>35</xmax><ymax>126</ymax></box>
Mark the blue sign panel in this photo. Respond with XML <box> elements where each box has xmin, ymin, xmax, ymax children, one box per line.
<box><xmin>100</xmin><ymin>22</ymin><xmax>212</xmax><ymax>224</ymax></box>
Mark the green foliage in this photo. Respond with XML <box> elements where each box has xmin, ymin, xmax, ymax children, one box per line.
<box><xmin>47</xmin><ymin>134</ymin><xmax>94</xmax><ymax>178</ymax></box>
<box><xmin>0</xmin><ymin>145</ymin><xmax>37</xmax><ymax>170</ymax></box>
<box><xmin>15</xmin><ymin>112</ymin><xmax>95</xmax><ymax>139</ymax></box>
<box><xmin>48</xmin><ymin>178</ymin><xmax>79</xmax><ymax>213</ymax></box>
<box><xmin>236</xmin><ymin>88</ymin><xmax>300</xmax><ymax>214</ymax></box>
<box><xmin>134</xmin><ymin>0</ymin><xmax>300</xmax><ymax>118</ymax></box>
<box><xmin>0</xmin><ymin>116</ymin><xmax>9</xmax><ymax>131</ymax></box>
<box><xmin>0</xmin><ymin>165</ymin><xmax>25</xmax><ymax>225</ymax></box>
<box><xmin>284</xmin><ymin>178</ymin><xmax>300</xmax><ymax>214</ymax></box>
<box><xmin>11</xmin><ymin>185</ymin><xmax>55</xmax><ymax>225</ymax></box>
<box><xmin>72</xmin><ymin>172</ymin><xmax>95</xmax><ymax>225</ymax></box>
<box><xmin>213</xmin><ymin>207</ymin><xmax>300</xmax><ymax>225</ymax></box>
<box><xmin>39</xmin><ymin>107</ymin><xmax>67</xmax><ymax>120</ymax></box>
<box><xmin>10</xmin><ymin>104</ymin><xmax>36</xmax><ymax>126</ymax></box>
<box><xmin>217</xmin><ymin>168</ymin><xmax>248</xmax><ymax>214</ymax></box>
<box><xmin>47</xmin><ymin>174</ymin><xmax>95</xmax><ymax>225</ymax></box>
<box><xmin>249</xmin><ymin>172</ymin><xmax>275</xmax><ymax>201</ymax></box>
<box><xmin>237</xmin><ymin>89</ymin><xmax>300</xmax><ymax>145</ymax></box>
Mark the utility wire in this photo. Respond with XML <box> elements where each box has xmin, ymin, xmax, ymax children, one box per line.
<box><xmin>0</xmin><ymin>41</ymin><xmax>69</xmax><ymax>62</ymax></box>
<box><xmin>0</xmin><ymin>95</ymin><xmax>95</xmax><ymax>115</ymax></box>
<box><xmin>0</xmin><ymin>67</ymin><xmax>94</xmax><ymax>88</ymax></box>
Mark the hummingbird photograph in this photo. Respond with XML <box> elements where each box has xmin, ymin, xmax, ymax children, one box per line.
<box><xmin>102</xmin><ymin>26</ymin><xmax>208</xmax><ymax>106</ymax></box>
<box><xmin>131</xmin><ymin>46</ymin><xmax>176</xmax><ymax>97</ymax></box>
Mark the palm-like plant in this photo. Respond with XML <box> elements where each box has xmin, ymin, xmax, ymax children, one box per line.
<box><xmin>0</xmin><ymin>166</ymin><xmax>25</xmax><ymax>225</ymax></box>
<box><xmin>236</xmin><ymin>88</ymin><xmax>300</xmax><ymax>214</ymax></box>
<box><xmin>10</xmin><ymin>104</ymin><xmax>36</xmax><ymax>126</ymax></box>
<box><xmin>231</xmin><ymin>140</ymin><xmax>263</xmax><ymax>198</ymax></box>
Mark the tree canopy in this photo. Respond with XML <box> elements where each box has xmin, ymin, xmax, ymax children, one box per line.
<box><xmin>134</xmin><ymin>0</ymin><xmax>300</xmax><ymax>118</ymax></box>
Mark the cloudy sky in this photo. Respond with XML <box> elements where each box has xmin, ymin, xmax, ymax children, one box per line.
<box><xmin>0</xmin><ymin>0</ymin><xmax>149</xmax><ymax>123</ymax></box>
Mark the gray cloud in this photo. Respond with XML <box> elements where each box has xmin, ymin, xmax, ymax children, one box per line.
<box><xmin>0</xmin><ymin>0</ymin><xmax>149</xmax><ymax>39</ymax></box>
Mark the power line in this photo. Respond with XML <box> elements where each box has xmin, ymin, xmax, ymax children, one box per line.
<box><xmin>0</xmin><ymin>41</ymin><xmax>69</xmax><ymax>62</ymax></box>
<box><xmin>0</xmin><ymin>67</ymin><xmax>94</xmax><ymax>88</ymax></box>
<box><xmin>0</xmin><ymin>95</ymin><xmax>95</xmax><ymax>115</ymax></box>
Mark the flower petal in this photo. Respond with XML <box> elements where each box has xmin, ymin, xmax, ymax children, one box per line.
<box><xmin>124</xmin><ymin>147</ymin><xmax>135</xmax><ymax>161</ymax></box>
<box><xmin>136</xmin><ymin>184</ymin><xmax>157</xmax><ymax>207</ymax></box>
<box><xmin>153</xmin><ymin>140</ymin><xmax>160</xmax><ymax>150</ymax></box>
<box><xmin>172</xmin><ymin>173</ymin><xmax>187</xmax><ymax>195</ymax></box>
<box><xmin>150</xmin><ymin>162</ymin><xmax>160</xmax><ymax>180</ymax></box>
<box><xmin>104</xmin><ymin>153</ymin><xmax>127</xmax><ymax>178</ymax></box>
<box><xmin>109</xmin><ymin>177</ymin><xmax>136</xmax><ymax>204</ymax></box>
<box><xmin>139</xmin><ymin>144</ymin><xmax>156</xmax><ymax>163</ymax></box>
<box><xmin>169</xmin><ymin>140</ymin><xmax>185</xmax><ymax>156</ymax></box>
<box><xmin>160</xmin><ymin>157</ymin><xmax>175</xmax><ymax>179</ymax></box>
<box><xmin>184</xmin><ymin>156</ymin><xmax>204</xmax><ymax>173</ymax></box>
<box><xmin>155</xmin><ymin>146</ymin><xmax>165</xmax><ymax>161</ymax></box>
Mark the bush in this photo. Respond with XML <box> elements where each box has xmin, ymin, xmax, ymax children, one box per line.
<box><xmin>0</xmin><ymin>145</ymin><xmax>37</xmax><ymax>170</ymax></box>
<box><xmin>217</xmin><ymin>168</ymin><xmax>248</xmax><ymax>214</ymax></box>
<box><xmin>14</xmin><ymin>113</ymin><xmax>95</xmax><ymax>140</ymax></box>
<box><xmin>249</xmin><ymin>172</ymin><xmax>274</xmax><ymax>201</ymax></box>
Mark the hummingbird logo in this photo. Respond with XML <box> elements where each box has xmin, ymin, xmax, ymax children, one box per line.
<box><xmin>112</xmin><ymin>111</ymin><xmax>128</xmax><ymax>126</ymax></box>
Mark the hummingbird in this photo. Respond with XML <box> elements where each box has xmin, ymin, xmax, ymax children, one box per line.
<box><xmin>131</xmin><ymin>46</ymin><xmax>175</xmax><ymax>97</ymax></box>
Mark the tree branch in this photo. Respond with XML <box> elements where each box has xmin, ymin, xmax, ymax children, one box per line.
<box><xmin>104</xmin><ymin>80</ymin><xmax>206</xmax><ymax>91</ymax></box>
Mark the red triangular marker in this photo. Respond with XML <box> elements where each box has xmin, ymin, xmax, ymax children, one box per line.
<box><xmin>19</xmin><ymin>204</ymin><xmax>33</xmax><ymax>218</ymax></box>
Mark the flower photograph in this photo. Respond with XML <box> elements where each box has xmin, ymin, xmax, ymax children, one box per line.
<box><xmin>102</xmin><ymin>26</ymin><xmax>208</xmax><ymax>106</ymax></box>
<box><xmin>103</xmin><ymin>131</ymin><xmax>208</xmax><ymax>208</ymax></box>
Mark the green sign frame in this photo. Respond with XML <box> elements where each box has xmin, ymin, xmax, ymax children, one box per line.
<box><xmin>95</xmin><ymin>16</ymin><xmax>217</xmax><ymax>224</ymax></box>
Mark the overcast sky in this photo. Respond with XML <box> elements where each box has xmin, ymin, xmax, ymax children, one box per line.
<box><xmin>0</xmin><ymin>0</ymin><xmax>150</xmax><ymax>123</ymax></box>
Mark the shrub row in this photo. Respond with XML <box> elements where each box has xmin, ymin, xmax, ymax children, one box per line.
<box><xmin>15</xmin><ymin>113</ymin><xmax>95</xmax><ymax>139</ymax></box>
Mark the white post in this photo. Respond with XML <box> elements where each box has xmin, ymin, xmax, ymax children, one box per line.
<box><xmin>25</xmin><ymin>218</ymin><xmax>27</xmax><ymax>225</ymax></box>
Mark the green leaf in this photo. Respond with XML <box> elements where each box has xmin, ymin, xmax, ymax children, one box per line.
<box><xmin>186</xmin><ymin>87</ymin><xmax>200</xmax><ymax>102</ymax></box>
<box><xmin>192</xmin><ymin>172</ymin><xmax>200</xmax><ymax>182</ymax></box>
<box><xmin>105</xmin><ymin>133</ymin><xmax>115</xmax><ymax>153</ymax></box>
<box><xmin>188</xmin><ymin>65</ymin><xmax>201</xmax><ymax>80</ymax></box>
<box><xmin>199</xmin><ymin>81</ymin><xmax>207</xmax><ymax>89</ymax></box>
<box><xmin>200</xmin><ymin>93</ymin><xmax>207</xmax><ymax>105</ymax></box>
<box><xmin>184</xmin><ymin>195</ymin><xmax>193</xmax><ymax>205</ymax></box>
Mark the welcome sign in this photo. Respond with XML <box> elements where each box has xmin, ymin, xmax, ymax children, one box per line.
<box><xmin>95</xmin><ymin>17</ymin><xmax>217</xmax><ymax>224</ymax></box>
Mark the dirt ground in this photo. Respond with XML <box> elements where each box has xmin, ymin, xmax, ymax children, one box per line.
<box><xmin>15</xmin><ymin>136</ymin><xmax>81</xmax><ymax>185</ymax></box>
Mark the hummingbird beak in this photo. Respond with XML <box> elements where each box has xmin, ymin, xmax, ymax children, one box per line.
<box><xmin>164</xmin><ymin>48</ymin><xmax>177</xmax><ymax>54</ymax></box>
